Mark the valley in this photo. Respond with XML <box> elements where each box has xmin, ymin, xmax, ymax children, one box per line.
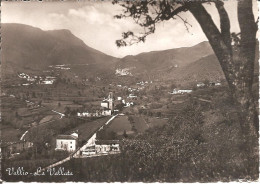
<box><xmin>1</xmin><ymin>23</ymin><xmax>258</xmax><ymax>182</ymax></box>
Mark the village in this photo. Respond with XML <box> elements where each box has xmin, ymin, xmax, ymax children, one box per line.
<box><xmin>1</xmin><ymin>69</ymin><xmax>223</xmax><ymax>164</ymax></box>
<box><xmin>18</xmin><ymin>73</ymin><xmax>57</xmax><ymax>85</ymax></box>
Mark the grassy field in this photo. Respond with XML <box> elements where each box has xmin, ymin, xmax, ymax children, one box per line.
<box><xmin>1</xmin><ymin>96</ymin><xmax>48</xmax><ymax>142</ymax></box>
<box><xmin>131</xmin><ymin>116</ymin><xmax>149</xmax><ymax>132</ymax></box>
<box><xmin>42</xmin><ymin>100</ymin><xmax>76</xmax><ymax>113</ymax></box>
<box><xmin>1</xmin><ymin>127</ymin><xmax>23</xmax><ymax>142</ymax></box>
<box><xmin>147</xmin><ymin>117</ymin><xmax>168</xmax><ymax>127</ymax></box>
<box><xmin>102</xmin><ymin>115</ymin><xmax>168</xmax><ymax>137</ymax></box>
<box><xmin>106</xmin><ymin>116</ymin><xmax>134</xmax><ymax>135</ymax></box>
<box><xmin>132</xmin><ymin>116</ymin><xmax>168</xmax><ymax>132</ymax></box>
<box><xmin>42</xmin><ymin>99</ymin><xmax>102</xmax><ymax>113</ymax></box>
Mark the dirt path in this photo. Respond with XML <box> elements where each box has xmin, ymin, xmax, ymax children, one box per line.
<box><xmin>141</xmin><ymin>115</ymin><xmax>150</xmax><ymax>128</ymax></box>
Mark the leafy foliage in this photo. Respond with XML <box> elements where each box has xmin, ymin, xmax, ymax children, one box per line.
<box><xmin>4</xmin><ymin>90</ymin><xmax>257</xmax><ymax>182</ymax></box>
<box><xmin>113</xmin><ymin>0</ymin><xmax>190</xmax><ymax>47</ymax></box>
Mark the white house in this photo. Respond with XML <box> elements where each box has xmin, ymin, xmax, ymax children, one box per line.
<box><xmin>124</xmin><ymin>102</ymin><xmax>134</xmax><ymax>107</ymax></box>
<box><xmin>101</xmin><ymin>109</ymin><xmax>112</xmax><ymax>116</ymax></box>
<box><xmin>209</xmin><ymin>82</ymin><xmax>216</xmax><ymax>86</ymax></box>
<box><xmin>95</xmin><ymin>140</ymin><xmax>120</xmax><ymax>154</ymax></box>
<box><xmin>101</xmin><ymin>101</ymin><xmax>109</xmax><ymax>108</ymax></box>
<box><xmin>56</xmin><ymin>133</ymin><xmax>78</xmax><ymax>152</ymax></box>
<box><xmin>127</xmin><ymin>94</ymin><xmax>137</xmax><ymax>98</ymax></box>
<box><xmin>82</xmin><ymin>145</ymin><xmax>96</xmax><ymax>156</ymax></box>
<box><xmin>197</xmin><ymin>82</ymin><xmax>205</xmax><ymax>87</ymax></box>
<box><xmin>178</xmin><ymin>90</ymin><xmax>192</xmax><ymax>94</ymax></box>
<box><xmin>77</xmin><ymin>112</ymin><xmax>91</xmax><ymax>117</ymax></box>
<box><xmin>42</xmin><ymin>80</ymin><xmax>54</xmax><ymax>85</ymax></box>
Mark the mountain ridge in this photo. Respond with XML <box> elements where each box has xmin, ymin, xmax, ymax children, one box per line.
<box><xmin>1</xmin><ymin>23</ymin><xmax>119</xmax><ymax>77</ymax></box>
<box><xmin>1</xmin><ymin>23</ymin><xmax>223</xmax><ymax>83</ymax></box>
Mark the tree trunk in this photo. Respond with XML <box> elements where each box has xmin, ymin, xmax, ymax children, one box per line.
<box><xmin>187</xmin><ymin>1</ymin><xmax>258</xmax><ymax>178</ymax></box>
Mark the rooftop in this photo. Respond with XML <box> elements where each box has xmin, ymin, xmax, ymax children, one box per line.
<box><xmin>95</xmin><ymin>140</ymin><xmax>120</xmax><ymax>145</ymax></box>
<box><xmin>56</xmin><ymin>135</ymin><xmax>78</xmax><ymax>140</ymax></box>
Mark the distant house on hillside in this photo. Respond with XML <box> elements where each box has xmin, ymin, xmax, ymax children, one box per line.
<box><xmin>42</xmin><ymin>80</ymin><xmax>54</xmax><ymax>85</ymax></box>
<box><xmin>169</xmin><ymin>89</ymin><xmax>192</xmax><ymax>95</ymax></box>
<box><xmin>127</xmin><ymin>94</ymin><xmax>137</xmax><ymax>99</ymax></box>
<box><xmin>209</xmin><ymin>82</ymin><xmax>215</xmax><ymax>86</ymax></box>
<box><xmin>197</xmin><ymin>82</ymin><xmax>205</xmax><ymax>87</ymax></box>
<box><xmin>124</xmin><ymin>102</ymin><xmax>134</xmax><ymax>107</ymax></box>
<box><xmin>115</xmin><ymin>68</ymin><xmax>132</xmax><ymax>76</ymax></box>
<box><xmin>56</xmin><ymin>133</ymin><xmax>78</xmax><ymax>152</ymax></box>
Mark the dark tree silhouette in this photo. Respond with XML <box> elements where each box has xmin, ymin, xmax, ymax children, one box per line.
<box><xmin>113</xmin><ymin>0</ymin><xmax>258</xmax><ymax>177</ymax></box>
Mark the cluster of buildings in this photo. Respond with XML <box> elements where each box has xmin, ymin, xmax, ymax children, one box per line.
<box><xmin>77</xmin><ymin>92</ymin><xmax>115</xmax><ymax>118</ymax></box>
<box><xmin>121</xmin><ymin>94</ymin><xmax>136</xmax><ymax>107</ymax></box>
<box><xmin>124</xmin><ymin>101</ymin><xmax>134</xmax><ymax>107</ymax></box>
<box><xmin>49</xmin><ymin>64</ymin><xmax>70</xmax><ymax>70</ymax></box>
<box><xmin>77</xmin><ymin>109</ymin><xmax>112</xmax><ymax>117</ymax></box>
<box><xmin>18</xmin><ymin>73</ymin><xmax>56</xmax><ymax>85</ymax></box>
<box><xmin>18</xmin><ymin>73</ymin><xmax>37</xmax><ymax>82</ymax></box>
<box><xmin>136</xmin><ymin>81</ymin><xmax>152</xmax><ymax>85</ymax></box>
<box><xmin>77</xmin><ymin>91</ymin><xmax>137</xmax><ymax>117</ymax></box>
<box><xmin>169</xmin><ymin>81</ymin><xmax>222</xmax><ymax>95</ymax></box>
<box><xmin>169</xmin><ymin>89</ymin><xmax>193</xmax><ymax>95</ymax></box>
<box><xmin>82</xmin><ymin>140</ymin><xmax>120</xmax><ymax>156</ymax></box>
<box><xmin>115</xmin><ymin>80</ymin><xmax>152</xmax><ymax>92</ymax></box>
<box><xmin>196</xmin><ymin>81</ymin><xmax>221</xmax><ymax>87</ymax></box>
<box><xmin>115</xmin><ymin>68</ymin><xmax>132</xmax><ymax>76</ymax></box>
<box><xmin>55</xmin><ymin>130</ymin><xmax>120</xmax><ymax>156</ymax></box>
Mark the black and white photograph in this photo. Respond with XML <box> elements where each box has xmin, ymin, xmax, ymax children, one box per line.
<box><xmin>0</xmin><ymin>0</ymin><xmax>259</xmax><ymax>182</ymax></box>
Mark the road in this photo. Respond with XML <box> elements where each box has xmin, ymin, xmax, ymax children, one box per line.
<box><xmin>16</xmin><ymin>95</ymin><xmax>65</xmax><ymax>141</ymax></box>
<box><xmin>20</xmin><ymin>130</ymin><xmax>28</xmax><ymax>141</ymax></box>
<box><xmin>141</xmin><ymin>115</ymin><xmax>150</xmax><ymax>128</ymax></box>
<box><xmin>196</xmin><ymin>97</ymin><xmax>212</xmax><ymax>103</ymax></box>
<box><xmin>51</xmin><ymin>110</ymin><xmax>65</xmax><ymax>119</ymax></box>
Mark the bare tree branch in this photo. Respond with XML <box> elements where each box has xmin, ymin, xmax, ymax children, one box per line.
<box><xmin>176</xmin><ymin>14</ymin><xmax>192</xmax><ymax>32</ymax></box>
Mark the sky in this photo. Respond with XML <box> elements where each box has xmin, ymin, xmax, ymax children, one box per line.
<box><xmin>1</xmin><ymin>0</ymin><xmax>258</xmax><ymax>58</ymax></box>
